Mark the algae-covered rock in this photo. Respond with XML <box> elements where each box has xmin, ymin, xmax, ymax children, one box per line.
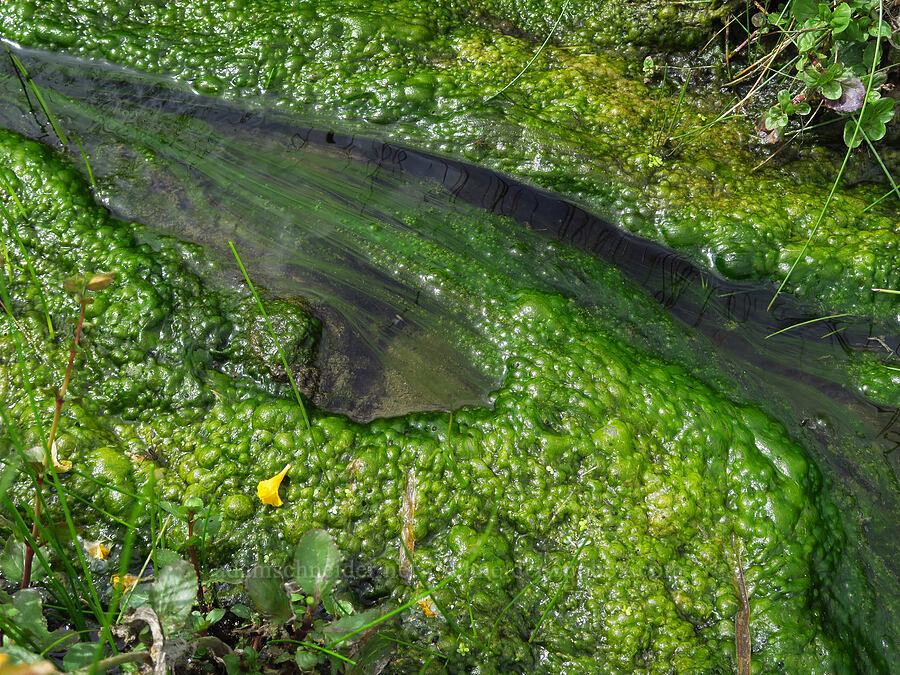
<box><xmin>0</xmin><ymin>126</ymin><xmax>879</xmax><ymax>672</ymax></box>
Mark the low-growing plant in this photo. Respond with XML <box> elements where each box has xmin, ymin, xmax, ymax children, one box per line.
<box><xmin>752</xmin><ymin>0</ymin><xmax>896</xmax><ymax>145</ymax></box>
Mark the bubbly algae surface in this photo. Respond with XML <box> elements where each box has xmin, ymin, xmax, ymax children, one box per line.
<box><xmin>0</xmin><ymin>0</ymin><xmax>896</xmax><ymax>318</ymax></box>
<box><xmin>0</xmin><ymin>122</ymin><xmax>894</xmax><ymax>671</ymax></box>
<box><xmin>0</xmin><ymin>0</ymin><xmax>898</xmax><ymax>673</ymax></box>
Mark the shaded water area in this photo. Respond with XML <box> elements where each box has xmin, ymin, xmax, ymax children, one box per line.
<box><xmin>1</xmin><ymin>44</ymin><xmax>900</xmax><ymax>666</ymax></box>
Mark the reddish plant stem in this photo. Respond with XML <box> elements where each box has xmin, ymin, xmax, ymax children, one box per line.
<box><xmin>21</xmin><ymin>300</ymin><xmax>87</xmax><ymax>590</ymax></box>
<box><xmin>187</xmin><ymin>514</ymin><xmax>207</xmax><ymax>612</ymax></box>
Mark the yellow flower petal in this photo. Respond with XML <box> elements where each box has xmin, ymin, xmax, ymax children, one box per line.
<box><xmin>49</xmin><ymin>440</ymin><xmax>71</xmax><ymax>473</ymax></box>
<box><xmin>0</xmin><ymin>653</ymin><xmax>60</xmax><ymax>674</ymax></box>
<box><xmin>257</xmin><ymin>464</ymin><xmax>291</xmax><ymax>507</ymax></box>
<box><xmin>417</xmin><ymin>598</ymin><xmax>438</xmax><ymax>618</ymax></box>
<box><xmin>86</xmin><ymin>541</ymin><xmax>111</xmax><ymax>560</ymax></box>
<box><xmin>111</xmin><ymin>574</ymin><xmax>139</xmax><ymax>591</ymax></box>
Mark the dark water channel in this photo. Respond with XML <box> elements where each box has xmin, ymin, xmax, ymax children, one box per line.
<box><xmin>1</xmin><ymin>43</ymin><xmax>899</xmax><ymax>661</ymax></box>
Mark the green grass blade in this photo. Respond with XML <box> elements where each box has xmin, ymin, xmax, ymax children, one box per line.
<box><xmin>72</xmin><ymin>134</ymin><xmax>97</xmax><ymax>191</ymax></box>
<box><xmin>269</xmin><ymin>639</ymin><xmax>357</xmax><ymax>665</ymax></box>
<box><xmin>528</xmin><ymin>537</ymin><xmax>589</xmax><ymax>643</ymax></box>
<box><xmin>484</xmin><ymin>0</ymin><xmax>570</xmax><ymax>103</ymax></box>
<box><xmin>764</xmin><ymin>313</ymin><xmax>851</xmax><ymax>339</ymax></box>
<box><xmin>7</xmin><ymin>49</ymin><xmax>70</xmax><ymax>146</ymax></box>
<box><xmin>228</xmin><ymin>241</ymin><xmax>311</xmax><ymax>434</ymax></box>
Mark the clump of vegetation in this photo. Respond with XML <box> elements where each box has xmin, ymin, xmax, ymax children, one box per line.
<box><xmin>0</xmin><ymin>270</ymin><xmax>390</xmax><ymax>673</ymax></box>
<box><xmin>753</xmin><ymin>0</ymin><xmax>897</xmax><ymax>146</ymax></box>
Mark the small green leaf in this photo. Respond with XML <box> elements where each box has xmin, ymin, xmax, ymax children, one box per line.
<box><xmin>154</xmin><ymin>548</ymin><xmax>184</xmax><ymax>570</ymax></box>
<box><xmin>205</xmin><ymin>608</ymin><xmax>226</xmax><ymax>626</ymax></box>
<box><xmin>200</xmin><ymin>512</ymin><xmax>223</xmax><ymax>538</ymax></box>
<box><xmin>843</xmin><ymin>120</ymin><xmax>864</xmax><ymax>147</ymax></box>
<box><xmin>63</xmin><ymin>642</ymin><xmax>101</xmax><ymax>671</ymax></box>
<box><xmin>179</xmin><ymin>535</ymin><xmax>202</xmax><ymax>550</ymax></box>
<box><xmin>222</xmin><ymin>652</ymin><xmax>243</xmax><ymax>675</ymax></box>
<box><xmin>149</xmin><ymin>559</ymin><xmax>198</xmax><ymax>635</ymax></box>
<box><xmin>323</xmin><ymin>608</ymin><xmax>383</xmax><ymax>644</ymax></box>
<box><xmin>0</xmin><ymin>589</ymin><xmax>76</xmax><ymax>653</ymax></box>
<box><xmin>121</xmin><ymin>583</ymin><xmax>151</xmax><ymax>612</ymax></box>
<box><xmin>244</xmin><ymin>565</ymin><xmax>292</xmax><ymax>626</ymax></box>
<box><xmin>791</xmin><ymin>0</ymin><xmax>819</xmax><ymax>23</ymax></box>
<box><xmin>156</xmin><ymin>500</ymin><xmax>189</xmax><ymax>520</ymax></box>
<box><xmin>0</xmin><ymin>539</ymin><xmax>47</xmax><ymax>584</ymax></box>
<box><xmin>349</xmin><ymin>634</ymin><xmax>396</xmax><ymax>675</ymax></box>
<box><xmin>295</xmin><ymin>648</ymin><xmax>319</xmax><ymax>669</ymax></box>
<box><xmin>863</xmin><ymin>41</ymin><xmax>882</xmax><ymax>70</ymax></box>
<box><xmin>821</xmin><ymin>80</ymin><xmax>843</xmax><ymax>99</ymax></box>
<box><xmin>830</xmin><ymin>3</ymin><xmax>851</xmax><ymax>32</ymax></box>
<box><xmin>868</xmin><ymin>23</ymin><xmax>892</xmax><ymax>38</ymax></box>
<box><xmin>293</xmin><ymin>530</ymin><xmax>340</xmax><ymax>599</ymax></box>
<box><xmin>861</xmin><ymin>117</ymin><xmax>887</xmax><ymax>141</ymax></box>
<box><xmin>230</xmin><ymin>603</ymin><xmax>253</xmax><ymax>620</ymax></box>
<box><xmin>0</xmin><ymin>538</ymin><xmax>24</xmax><ymax>583</ymax></box>
<box><xmin>870</xmin><ymin>97</ymin><xmax>895</xmax><ymax>121</ymax></box>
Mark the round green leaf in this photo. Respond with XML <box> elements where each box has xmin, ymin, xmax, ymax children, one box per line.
<box><xmin>149</xmin><ymin>559</ymin><xmax>198</xmax><ymax>635</ymax></box>
<box><xmin>292</xmin><ymin>529</ymin><xmax>340</xmax><ymax>598</ymax></box>
<box><xmin>63</xmin><ymin>642</ymin><xmax>101</xmax><ymax>671</ymax></box>
<box><xmin>244</xmin><ymin>564</ymin><xmax>292</xmax><ymax>626</ymax></box>
<box><xmin>295</xmin><ymin>647</ymin><xmax>319</xmax><ymax>669</ymax></box>
<box><xmin>830</xmin><ymin>3</ymin><xmax>851</xmax><ymax>33</ymax></box>
<box><xmin>822</xmin><ymin>80</ymin><xmax>843</xmax><ymax>100</ymax></box>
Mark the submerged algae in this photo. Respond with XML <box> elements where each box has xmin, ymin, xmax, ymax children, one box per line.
<box><xmin>0</xmin><ymin>127</ymin><xmax>881</xmax><ymax>672</ymax></box>
<box><xmin>0</xmin><ymin>0</ymin><xmax>897</xmax><ymax>319</ymax></box>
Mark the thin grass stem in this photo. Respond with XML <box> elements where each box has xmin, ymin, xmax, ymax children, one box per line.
<box><xmin>229</xmin><ymin>241</ymin><xmax>311</xmax><ymax>434</ymax></box>
<box><xmin>764</xmin><ymin>313</ymin><xmax>851</xmax><ymax>339</ymax></box>
<box><xmin>7</xmin><ymin>49</ymin><xmax>70</xmax><ymax>146</ymax></box>
<box><xmin>528</xmin><ymin>537</ymin><xmax>589</xmax><ymax>643</ymax></box>
<box><xmin>768</xmin><ymin>3</ymin><xmax>886</xmax><ymax>309</ymax></box>
<box><xmin>484</xmin><ymin>0</ymin><xmax>570</xmax><ymax>103</ymax></box>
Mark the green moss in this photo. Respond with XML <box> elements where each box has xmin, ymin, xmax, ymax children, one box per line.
<box><xmin>846</xmin><ymin>351</ymin><xmax>900</xmax><ymax>407</ymax></box>
<box><xmin>0</xmin><ymin>0</ymin><xmax>896</xmax><ymax>318</ymax></box>
<box><xmin>0</xmin><ymin>128</ymin><xmax>875</xmax><ymax>672</ymax></box>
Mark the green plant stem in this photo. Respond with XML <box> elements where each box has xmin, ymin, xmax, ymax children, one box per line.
<box><xmin>862</xmin><ymin>131</ymin><xmax>900</xmax><ymax>204</ymax></box>
<box><xmin>187</xmin><ymin>512</ymin><xmax>207</xmax><ymax>612</ymax></box>
<box><xmin>74</xmin><ymin>650</ymin><xmax>151</xmax><ymax>674</ymax></box>
<box><xmin>764</xmin><ymin>313</ymin><xmax>851</xmax><ymax>339</ymax></box>
<box><xmin>7</xmin><ymin>48</ymin><xmax>70</xmax><ymax>146</ymax></box>
<box><xmin>21</xmin><ymin>298</ymin><xmax>87</xmax><ymax>589</ymax></box>
<box><xmin>269</xmin><ymin>639</ymin><xmax>356</xmax><ymax>664</ymax></box>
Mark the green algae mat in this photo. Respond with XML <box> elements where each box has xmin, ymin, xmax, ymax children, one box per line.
<box><xmin>0</xmin><ymin>1</ymin><xmax>899</xmax><ymax>673</ymax></box>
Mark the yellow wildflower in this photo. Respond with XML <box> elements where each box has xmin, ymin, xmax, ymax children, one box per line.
<box><xmin>417</xmin><ymin>597</ymin><xmax>438</xmax><ymax>618</ymax></box>
<box><xmin>257</xmin><ymin>464</ymin><xmax>291</xmax><ymax>507</ymax></box>
<box><xmin>86</xmin><ymin>541</ymin><xmax>111</xmax><ymax>560</ymax></box>
<box><xmin>0</xmin><ymin>652</ymin><xmax>59</xmax><ymax>674</ymax></box>
<box><xmin>111</xmin><ymin>574</ymin><xmax>139</xmax><ymax>591</ymax></box>
<box><xmin>49</xmin><ymin>440</ymin><xmax>71</xmax><ymax>473</ymax></box>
